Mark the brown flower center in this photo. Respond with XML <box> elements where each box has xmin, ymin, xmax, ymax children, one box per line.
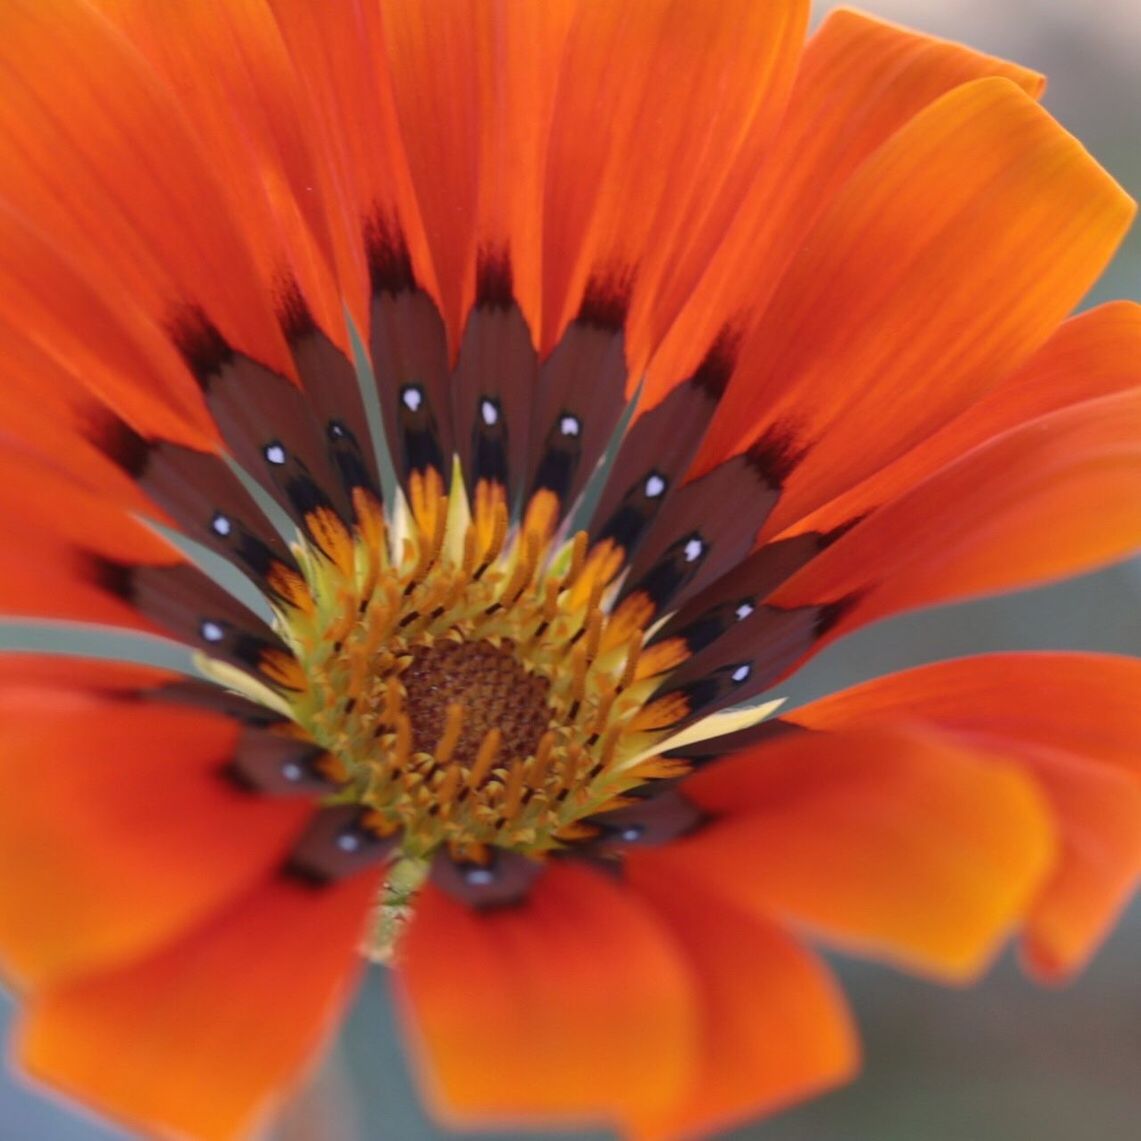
<box><xmin>401</xmin><ymin>639</ymin><xmax>552</xmax><ymax>769</ymax></box>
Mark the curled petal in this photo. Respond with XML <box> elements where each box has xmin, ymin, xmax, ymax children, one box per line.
<box><xmin>792</xmin><ymin>653</ymin><xmax>1141</xmax><ymax>977</ymax></box>
<box><xmin>676</xmin><ymin>726</ymin><xmax>1055</xmax><ymax>981</ymax></box>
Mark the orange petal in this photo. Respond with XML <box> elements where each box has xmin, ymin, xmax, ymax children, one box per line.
<box><xmin>0</xmin><ymin>204</ymin><xmax>218</xmax><ymax>448</ymax></box>
<box><xmin>676</xmin><ymin>727</ymin><xmax>1054</xmax><ymax>981</ymax></box>
<box><xmin>375</xmin><ymin>0</ymin><xmax>579</xmax><ymax>342</ymax></box>
<box><xmin>0</xmin><ymin>320</ymin><xmax>155</xmax><ymax>512</ymax></box>
<box><xmin>791</xmin><ymin>652</ymin><xmax>1141</xmax><ymax>776</ymax></box>
<box><xmin>0</xmin><ymin>450</ymin><xmax>184</xmax><ymax>632</ymax></box>
<box><xmin>395</xmin><ymin>863</ymin><xmax>696</xmax><ymax>1129</ymax></box>
<box><xmin>0</xmin><ymin>534</ymin><xmax>175</xmax><ymax>632</ymax></box>
<box><xmin>623</xmin><ymin>858</ymin><xmax>858</xmax><ymax>1141</ymax></box>
<box><xmin>0</xmin><ymin>0</ymin><xmax>291</xmax><ymax>374</ymax></box>
<box><xmin>538</xmin><ymin>0</ymin><xmax>808</xmax><ymax>367</ymax></box>
<box><xmin>375</xmin><ymin>0</ymin><xmax>490</xmax><ymax>342</ymax></box>
<box><xmin>792</xmin><ymin>652</ymin><xmax>1141</xmax><ymax>977</ymax></box>
<box><xmin>268</xmin><ymin>0</ymin><xmax>436</xmax><ymax>330</ymax></box>
<box><xmin>17</xmin><ymin>871</ymin><xmax>376</xmax><ymax>1141</ymax></box>
<box><xmin>0</xmin><ymin>698</ymin><xmax>310</xmax><ymax>988</ymax></box>
<box><xmin>773</xmin><ymin>388</ymin><xmax>1141</xmax><ymax>634</ymax></box>
<box><xmin>0</xmin><ymin>654</ymin><xmax>177</xmax><ymax>691</ymax></box>
<box><xmin>471</xmin><ymin>1</ymin><xmax>578</xmax><ymax>340</ymax></box>
<box><xmin>796</xmin><ymin>300</ymin><xmax>1141</xmax><ymax>534</ymax></box>
<box><xmin>95</xmin><ymin>0</ymin><xmax>352</xmax><ymax>349</ymax></box>
<box><xmin>1015</xmin><ymin>749</ymin><xmax>1141</xmax><ymax>981</ymax></box>
<box><xmin>693</xmin><ymin>78</ymin><xmax>1134</xmax><ymax>533</ymax></box>
<box><xmin>0</xmin><ymin>449</ymin><xmax>178</xmax><ymax>565</ymax></box>
<box><xmin>644</xmin><ymin>6</ymin><xmax>1045</xmax><ymax>407</ymax></box>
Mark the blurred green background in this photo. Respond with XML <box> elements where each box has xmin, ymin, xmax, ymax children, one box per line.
<box><xmin>2</xmin><ymin>0</ymin><xmax>1139</xmax><ymax>1138</ymax></box>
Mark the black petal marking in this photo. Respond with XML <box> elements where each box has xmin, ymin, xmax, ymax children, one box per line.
<box><xmin>225</xmin><ymin>728</ymin><xmax>335</xmax><ymax>796</ymax></box>
<box><xmin>651</xmin><ymin>532</ymin><xmax>838</xmax><ymax>648</ymax></box>
<box><xmin>325</xmin><ymin>419</ymin><xmax>377</xmax><ymax>509</ymax></box>
<box><xmin>169</xmin><ymin>306</ymin><xmax>232</xmax><ymax>382</ymax></box>
<box><xmin>618</xmin><ymin>454</ymin><xmax>780</xmax><ymax>616</ymax></box>
<box><xmin>89</xmin><ymin>412</ymin><xmax>303</xmax><ymax>604</ymax></box>
<box><xmin>452</xmin><ymin>270</ymin><xmax>539</xmax><ymax>511</ymax></box>
<box><xmin>656</xmin><ymin>662</ymin><xmax>758</xmax><ymax>723</ymax></box>
<box><xmin>285</xmin><ymin>805</ymin><xmax>398</xmax><ymax>887</ymax></box>
<box><xmin>365</xmin><ymin>211</ymin><xmax>417</xmax><ymax>297</ymax></box>
<box><xmin>279</xmin><ymin>278</ymin><xmax>383</xmax><ymax>510</ymax></box>
<box><xmin>649</xmin><ymin>604</ymin><xmax>835</xmax><ymax>727</ymax></box>
<box><xmin>475</xmin><ymin>245</ymin><xmax>515</xmax><ymax>310</ymax></box>
<box><xmin>584</xmin><ymin>789</ymin><xmax>707</xmax><ymax>852</ymax></box>
<box><xmin>169</xmin><ymin>308</ymin><xmax>354</xmax><ymax>538</ymax></box>
<box><xmin>86</xmin><ymin>410</ymin><xmax>151</xmax><ymax>479</ymax></box>
<box><xmin>587</xmin><ymin>336</ymin><xmax>734</xmax><ymax>557</ymax></box>
<box><xmin>577</xmin><ymin>268</ymin><xmax>634</xmax><ymax>332</ymax></box>
<box><xmin>648</xmin><ymin>596</ymin><xmax>764</xmax><ymax>666</ymax></box>
<box><xmin>83</xmin><ymin>556</ymin><xmax>298</xmax><ymax>686</ymax></box>
<box><xmin>525</xmin><ymin>318</ymin><xmax>627</xmax><ymax>520</ymax></box>
<box><xmin>689</xmin><ymin>327</ymin><xmax>739</xmax><ymax>401</ymax></box>
<box><xmin>632</xmin><ymin>532</ymin><xmax>707</xmax><ymax>613</ymax></box>
<box><xmin>530</xmin><ymin>411</ymin><xmax>583</xmax><ymax>503</ymax></box>
<box><xmin>746</xmin><ymin>421</ymin><xmax>811</xmax><ymax>488</ymax></box>
<box><xmin>370</xmin><ymin>288</ymin><xmax>454</xmax><ymax>487</ymax></box>
<box><xmin>430</xmin><ymin>847</ymin><xmax>544</xmax><ymax>909</ymax></box>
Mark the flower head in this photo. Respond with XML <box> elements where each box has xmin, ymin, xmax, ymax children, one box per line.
<box><xmin>1</xmin><ymin>2</ymin><xmax>1139</xmax><ymax>1139</ymax></box>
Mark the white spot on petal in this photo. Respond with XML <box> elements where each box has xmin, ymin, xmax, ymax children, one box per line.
<box><xmin>644</xmin><ymin>473</ymin><xmax>666</xmax><ymax>499</ymax></box>
<box><xmin>619</xmin><ymin>825</ymin><xmax>645</xmax><ymax>843</ymax></box>
<box><xmin>264</xmin><ymin>442</ymin><xmax>286</xmax><ymax>466</ymax></box>
<box><xmin>735</xmin><ymin>601</ymin><xmax>754</xmax><ymax>621</ymax></box>
<box><xmin>210</xmin><ymin>512</ymin><xmax>232</xmax><ymax>537</ymax></box>
<box><xmin>402</xmin><ymin>386</ymin><xmax>423</xmax><ymax>412</ymax></box>
<box><xmin>463</xmin><ymin>866</ymin><xmax>495</xmax><ymax>886</ymax></box>
<box><xmin>559</xmin><ymin>414</ymin><xmax>580</xmax><ymax>437</ymax></box>
<box><xmin>480</xmin><ymin>399</ymin><xmax>499</xmax><ymax>427</ymax></box>
<box><xmin>336</xmin><ymin>832</ymin><xmax>362</xmax><ymax>852</ymax></box>
<box><xmin>683</xmin><ymin>536</ymin><xmax>704</xmax><ymax>563</ymax></box>
<box><xmin>731</xmin><ymin>664</ymin><xmax>751</xmax><ymax>684</ymax></box>
<box><xmin>200</xmin><ymin>620</ymin><xmax>225</xmax><ymax>643</ymax></box>
<box><xmin>281</xmin><ymin>762</ymin><xmax>303</xmax><ymax>782</ymax></box>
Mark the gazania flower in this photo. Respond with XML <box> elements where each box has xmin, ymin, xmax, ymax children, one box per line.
<box><xmin>1</xmin><ymin>0</ymin><xmax>1140</xmax><ymax>1138</ymax></box>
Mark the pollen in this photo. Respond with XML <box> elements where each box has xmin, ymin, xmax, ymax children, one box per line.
<box><xmin>275</xmin><ymin>482</ymin><xmax>676</xmax><ymax>860</ymax></box>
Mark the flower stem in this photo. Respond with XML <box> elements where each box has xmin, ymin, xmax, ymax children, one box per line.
<box><xmin>362</xmin><ymin>855</ymin><xmax>431</xmax><ymax>964</ymax></box>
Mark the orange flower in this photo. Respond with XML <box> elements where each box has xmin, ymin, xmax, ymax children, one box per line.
<box><xmin>0</xmin><ymin>2</ymin><xmax>1139</xmax><ymax>1139</ymax></box>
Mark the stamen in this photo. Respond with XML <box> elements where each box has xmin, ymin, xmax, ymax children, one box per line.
<box><xmin>468</xmin><ymin>728</ymin><xmax>502</xmax><ymax>789</ymax></box>
<box><xmin>435</xmin><ymin>765</ymin><xmax>463</xmax><ymax>815</ymax></box>
<box><xmin>528</xmin><ymin>730</ymin><xmax>556</xmax><ymax>788</ymax></box>
<box><xmin>434</xmin><ymin>702</ymin><xmax>466</xmax><ymax>766</ymax></box>
<box><xmin>501</xmin><ymin>759</ymin><xmax>527</xmax><ymax>820</ymax></box>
